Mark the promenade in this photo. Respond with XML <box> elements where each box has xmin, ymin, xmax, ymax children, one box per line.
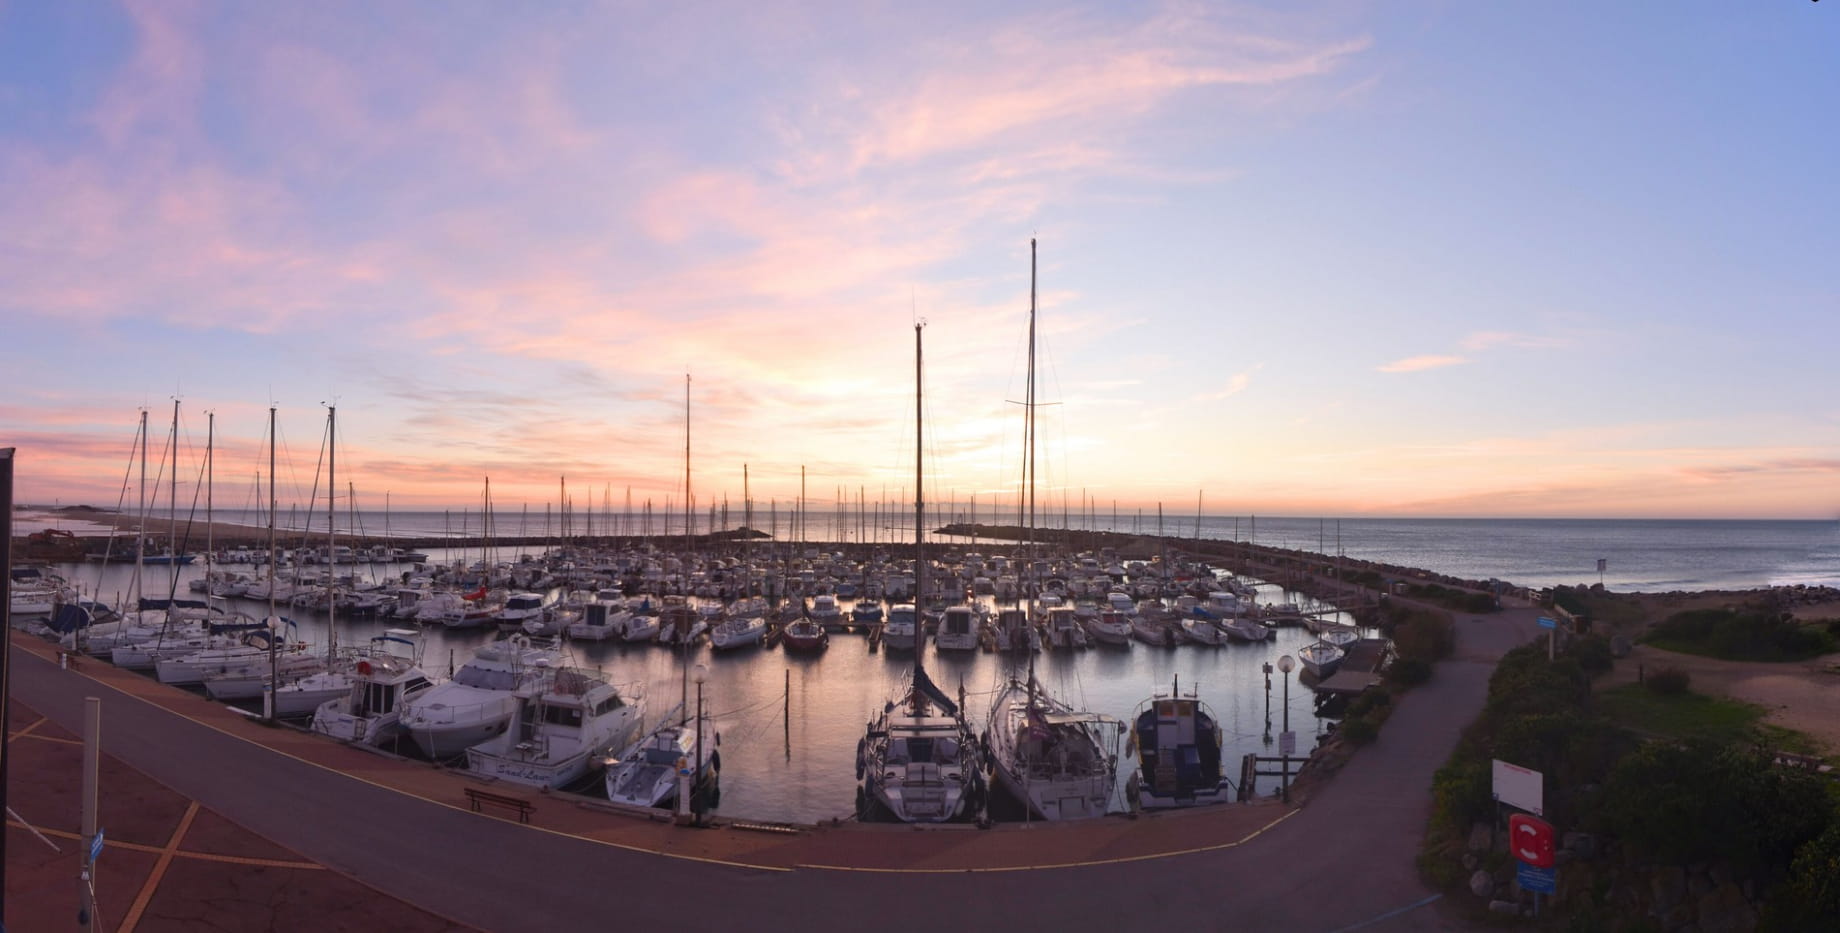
<box><xmin>7</xmin><ymin>600</ymin><xmax>1541</xmax><ymax>932</ymax></box>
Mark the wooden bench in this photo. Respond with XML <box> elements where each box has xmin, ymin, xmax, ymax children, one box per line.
<box><xmin>464</xmin><ymin>787</ymin><xmax>534</xmax><ymax>823</ymax></box>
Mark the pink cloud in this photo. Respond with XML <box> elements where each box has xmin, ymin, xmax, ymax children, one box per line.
<box><xmin>1377</xmin><ymin>354</ymin><xmax>1467</xmax><ymax>373</ymax></box>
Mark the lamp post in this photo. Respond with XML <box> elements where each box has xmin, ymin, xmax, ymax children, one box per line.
<box><xmin>1277</xmin><ymin>654</ymin><xmax>1294</xmax><ymax>804</ymax></box>
<box><xmin>691</xmin><ymin>662</ymin><xmax>709</xmax><ymax>826</ymax></box>
<box><xmin>266</xmin><ymin>616</ymin><xmax>281</xmax><ymax>723</ymax></box>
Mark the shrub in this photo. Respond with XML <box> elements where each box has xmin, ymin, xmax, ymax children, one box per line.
<box><xmin>1347</xmin><ymin>689</ymin><xmax>1392</xmax><ymax>719</ymax></box>
<box><xmin>1762</xmin><ymin>818</ymin><xmax>1840</xmax><ymax>931</ymax></box>
<box><xmin>1646</xmin><ymin>666</ymin><xmax>1691</xmax><ymax>695</ymax></box>
<box><xmin>1463</xmin><ymin>592</ymin><xmax>1499</xmax><ymax>614</ymax></box>
<box><xmin>1386</xmin><ymin>657</ymin><xmax>1432</xmax><ymax>686</ymax></box>
<box><xmin>1647</xmin><ymin>608</ymin><xmax>1838</xmax><ymax>662</ymax></box>
<box><xmin>1570</xmin><ymin>634</ymin><xmax>1614</xmax><ymax>674</ymax></box>
<box><xmin>1339</xmin><ymin>716</ymin><xmax>1378</xmax><ymax>746</ymax></box>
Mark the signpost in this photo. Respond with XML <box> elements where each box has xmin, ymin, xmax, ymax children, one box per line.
<box><xmin>1491</xmin><ymin>759</ymin><xmax>1543</xmax><ymax>816</ymax></box>
<box><xmin>1504</xmin><ymin>782</ymin><xmax>1558</xmax><ymax>916</ymax></box>
<box><xmin>1538</xmin><ymin>615</ymin><xmax>1557</xmax><ymax>659</ymax></box>
<box><xmin>89</xmin><ymin>830</ymin><xmax>104</xmax><ymax>864</ymax></box>
<box><xmin>1516</xmin><ymin>862</ymin><xmax>1556</xmax><ymax>895</ymax></box>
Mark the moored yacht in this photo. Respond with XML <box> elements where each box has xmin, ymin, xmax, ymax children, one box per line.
<box><xmin>311</xmin><ymin>632</ymin><xmax>437</xmax><ymax>746</ymax></box>
<box><xmin>465</xmin><ymin>663</ymin><xmax>645</xmax><ymax>789</ymax></box>
<box><xmin>398</xmin><ymin>635</ymin><xmax>560</xmax><ymax>760</ymax></box>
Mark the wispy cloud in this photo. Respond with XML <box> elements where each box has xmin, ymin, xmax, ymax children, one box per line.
<box><xmin>1459</xmin><ymin>331</ymin><xmax>1569</xmax><ymax>352</ymax></box>
<box><xmin>1197</xmin><ymin>364</ymin><xmax>1263</xmax><ymax>401</ymax></box>
<box><xmin>1377</xmin><ymin>354</ymin><xmax>1467</xmax><ymax>374</ymax></box>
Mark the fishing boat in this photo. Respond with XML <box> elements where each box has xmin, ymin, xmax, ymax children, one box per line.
<box><xmin>1132</xmin><ymin>678</ymin><xmax>1233</xmax><ymax>809</ymax></box>
<box><xmin>856</xmin><ymin>323</ymin><xmax>983</xmax><ymax>824</ymax></box>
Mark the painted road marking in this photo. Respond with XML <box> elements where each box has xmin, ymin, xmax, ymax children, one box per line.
<box><xmin>7</xmin><ymin>821</ymin><xmax>326</xmax><ymax>869</ymax></box>
<box><xmin>1326</xmin><ymin>892</ymin><xmax>1444</xmax><ymax>932</ymax></box>
<box><xmin>119</xmin><ymin>801</ymin><xmax>200</xmax><ymax>933</ymax></box>
<box><xmin>797</xmin><ymin>808</ymin><xmax>1301</xmax><ymax>873</ymax></box>
<box><xmin>11</xmin><ymin>715</ymin><xmax>48</xmax><ymax>739</ymax></box>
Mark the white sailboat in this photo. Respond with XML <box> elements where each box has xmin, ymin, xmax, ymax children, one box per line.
<box><xmin>856</xmin><ymin>323</ymin><xmax>983</xmax><ymax>824</ymax></box>
<box><xmin>984</xmin><ymin>239</ymin><xmax>1125</xmax><ymax>821</ymax></box>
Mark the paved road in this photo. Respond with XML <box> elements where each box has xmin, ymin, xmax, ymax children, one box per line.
<box><xmin>15</xmin><ymin>607</ymin><xmax>1540</xmax><ymax>933</ymax></box>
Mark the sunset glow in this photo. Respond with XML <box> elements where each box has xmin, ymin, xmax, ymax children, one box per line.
<box><xmin>2</xmin><ymin>1</ymin><xmax>1836</xmax><ymax>519</ymax></box>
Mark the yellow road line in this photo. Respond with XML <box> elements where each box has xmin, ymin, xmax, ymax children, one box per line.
<box><xmin>14</xmin><ymin>731</ymin><xmax>84</xmax><ymax>746</ymax></box>
<box><xmin>172</xmin><ymin>851</ymin><xmax>327</xmax><ymax>870</ymax></box>
<box><xmin>797</xmin><ymin>808</ymin><xmax>1301</xmax><ymax>873</ymax></box>
<box><xmin>119</xmin><ymin>801</ymin><xmax>199</xmax><ymax>933</ymax></box>
<box><xmin>10</xmin><ymin>715</ymin><xmax>47</xmax><ymax>739</ymax></box>
<box><xmin>6</xmin><ymin>821</ymin><xmax>324</xmax><ymax>869</ymax></box>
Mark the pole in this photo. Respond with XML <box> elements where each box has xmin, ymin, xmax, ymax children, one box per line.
<box><xmin>693</xmin><ymin>678</ymin><xmax>705</xmax><ymax>826</ymax></box>
<box><xmin>784</xmin><ymin>668</ymin><xmax>791</xmax><ymax>760</ymax></box>
<box><xmin>79</xmin><ymin>696</ymin><xmax>101</xmax><ymax>932</ymax></box>
<box><xmin>1262</xmin><ymin>662</ymin><xmax>1273</xmax><ymax>743</ymax></box>
<box><xmin>1281</xmin><ymin>663</ymin><xmax>1292</xmax><ymax>804</ymax></box>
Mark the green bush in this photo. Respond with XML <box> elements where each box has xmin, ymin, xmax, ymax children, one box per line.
<box><xmin>1339</xmin><ymin>716</ymin><xmax>1378</xmax><ymax>746</ymax></box>
<box><xmin>1463</xmin><ymin>592</ymin><xmax>1499</xmax><ymax>614</ymax></box>
<box><xmin>1762</xmin><ymin>818</ymin><xmax>1840</xmax><ymax>931</ymax></box>
<box><xmin>1646</xmin><ymin>666</ymin><xmax>1691</xmax><ymax>695</ymax></box>
<box><xmin>1347</xmin><ymin>689</ymin><xmax>1392</xmax><ymax>719</ymax></box>
<box><xmin>1389</xmin><ymin>608</ymin><xmax>1455</xmax><ymax>662</ymax></box>
<box><xmin>1570</xmin><ymin>634</ymin><xmax>1614</xmax><ymax>674</ymax></box>
<box><xmin>1386</xmin><ymin>657</ymin><xmax>1432</xmax><ymax>686</ymax></box>
<box><xmin>1646</xmin><ymin>609</ymin><xmax>1838</xmax><ymax>662</ymax></box>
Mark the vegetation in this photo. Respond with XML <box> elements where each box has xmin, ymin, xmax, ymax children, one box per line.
<box><xmin>1643</xmin><ymin>608</ymin><xmax>1837</xmax><ymax>662</ymax></box>
<box><xmin>1406</xmin><ymin>582</ymin><xmax>1497</xmax><ymax>614</ymax></box>
<box><xmin>1644</xmin><ymin>665</ymin><xmax>1691</xmax><ymax>695</ymax></box>
<box><xmin>1419</xmin><ymin>632</ymin><xmax>1840</xmax><ymax>926</ymax></box>
<box><xmin>1382</xmin><ymin>605</ymin><xmax>1455</xmax><ymax>663</ymax></box>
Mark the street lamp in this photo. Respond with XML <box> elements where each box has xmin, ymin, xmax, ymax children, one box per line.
<box><xmin>1261</xmin><ymin>661</ymin><xmax>1274</xmax><ymax>743</ymax></box>
<box><xmin>1277</xmin><ymin>654</ymin><xmax>1295</xmax><ymax>804</ymax></box>
<box><xmin>691</xmin><ymin>662</ymin><xmax>709</xmax><ymax>825</ymax></box>
<box><xmin>266</xmin><ymin>615</ymin><xmax>283</xmax><ymax>723</ymax></box>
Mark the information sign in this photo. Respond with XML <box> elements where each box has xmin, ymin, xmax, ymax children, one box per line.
<box><xmin>1537</xmin><ymin>616</ymin><xmax>1556</xmax><ymax>629</ymax></box>
<box><xmin>1491</xmin><ymin>759</ymin><xmax>1544</xmax><ymax>816</ymax></box>
<box><xmin>1516</xmin><ymin>862</ymin><xmax>1556</xmax><ymax>895</ymax></box>
<box><xmin>1279</xmin><ymin>731</ymin><xmax>1296</xmax><ymax>757</ymax></box>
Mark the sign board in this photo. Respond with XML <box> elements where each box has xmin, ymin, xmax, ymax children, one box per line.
<box><xmin>89</xmin><ymin>830</ymin><xmax>105</xmax><ymax>863</ymax></box>
<box><xmin>1279</xmin><ymin>731</ymin><xmax>1296</xmax><ymax>757</ymax></box>
<box><xmin>1537</xmin><ymin>616</ymin><xmax>1556</xmax><ymax>629</ymax></box>
<box><xmin>1516</xmin><ymin>862</ymin><xmax>1556</xmax><ymax>895</ymax></box>
<box><xmin>1510</xmin><ymin>813</ymin><xmax>1555</xmax><ymax>867</ymax></box>
<box><xmin>1492</xmin><ymin>759</ymin><xmax>1544</xmax><ymax>816</ymax></box>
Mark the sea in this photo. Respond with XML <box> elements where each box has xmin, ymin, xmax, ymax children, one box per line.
<box><xmin>19</xmin><ymin>510</ymin><xmax>1837</xmax><ymax>824</ymax></box>
<box><xmin>23</xmin><ymin>508</ymin><xmax>1840</xmax><ymax>593</ymax></box>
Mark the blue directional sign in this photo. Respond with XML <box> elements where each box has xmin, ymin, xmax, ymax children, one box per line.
<box><xmin>1537</xmin><ymin>616</ymin><xmax>1557</xmax><ymax>629</ymax></box>
<box><xmin>89</xmin><ymin>830</ymin><xmax>105</xmax><ymax>862</ymax></box>
<box><xmin>1516</xmin><ymin>862</ymin><xmax>1556</xmax><ymax>894</ymax></box>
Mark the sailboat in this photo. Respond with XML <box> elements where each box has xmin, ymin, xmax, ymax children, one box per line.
<box><xmin>855</xmin><ymin>323</ymin><xmax>984</xmax><ymax>824</ymax></box>
<box><xmin>984</xmin><ymin>239</ymin><xmax>1126</xmax><ymax>821</ymax></box>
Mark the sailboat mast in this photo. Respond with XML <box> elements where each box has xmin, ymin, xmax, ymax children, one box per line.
<box><xmin>1026</xmin><ymin>238</ymin><xmax>1038</xmax><ymax>697</ymax></box>
<box><xmin>685</xmin><ymin>373</ymin><xmax>692</xmax><ymax>550</ymax></box>
<box><xmin>327</xmin><ymin>405</ymin><xmax>337</xmax><ymax>654</ymax></box>
<box><xmin>133</xmin><ymin>410</ymin><xmax>147</xmax><ymax>606</ymax></box>
<box><xmin>913</xmin><ymin>322</ymin><xmax>925</xmax><ymax>703</ymax></box>
<box><xmin>169</xmin><ymin>398</ymin><xmax>179</xmax><ymax>590</ymax></box>
<box><xmin>205</xmin><ymin>412</ymin><xmax>214</xmax><ymax>578</ymax></box>
<box><xmin>267</xmin><ymin>406</ymin><xmax>277</xmax><ymax>618</ymax></box>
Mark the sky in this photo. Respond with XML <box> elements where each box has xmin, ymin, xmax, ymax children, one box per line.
<box><xmin>1</xmin><ymin>0</ymin><xmax>1836</xmax><ymax>520</ymax></box>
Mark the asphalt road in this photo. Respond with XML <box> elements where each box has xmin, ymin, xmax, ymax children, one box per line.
<box><xmin>14</xmin><ymin>605</ymin><xmax>1540</xmax><ymax>933</ymax></box>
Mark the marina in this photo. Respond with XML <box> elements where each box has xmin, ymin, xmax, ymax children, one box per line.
<box><xmin>16</xmin><ymin>535</ymin><xmax>1361</xmax><ymax>826</ymax></box>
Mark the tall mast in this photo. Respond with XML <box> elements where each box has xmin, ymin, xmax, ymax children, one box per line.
<box><xmin>326</xmin><ymin>405</ymin><xmax>336</xmax><ymax>655</ymax></box>
<box><xmin>685</xmin><ymin>373</ymin><xmax>692</xmax><ymax>551</ymax></box>
<box><xmin>913</xmin><ymin>322</ymin><xmax>925</xmax><ymax>704</ymax></box>
<box><xmin>133</xmin><ymin>409</ymin><xmax>147</xmax><ymax>605</ymax></box>
<box><xmin>204</xmin><ymin>411</ymin><xmax>214</xmax><ymax>581</ymax></box>
<box><xmin>266</xmin><ymin>406</ymin><xmax>277</xmax><ymax>619</ymax></box>
<box><xmin>168</xmin><ymin>398</ymin><xmax>179</xmax><ymax>591</ymax></box>
<box><xmin>1026</xmin><ymin>238</ymin><xmax>1038</xmax><ymax>697</ymax></box>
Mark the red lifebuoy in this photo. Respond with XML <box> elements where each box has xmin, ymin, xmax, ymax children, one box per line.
<box><xmin>356</xmin><ymin>660</ymin><xmax>373</xmax><ymax>676</ymax></box>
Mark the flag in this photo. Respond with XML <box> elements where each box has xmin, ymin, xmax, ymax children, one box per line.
<box><xmin>1596</xmin><ymin>559</ymin><xmax>1607</xmax><ymax>573</ymax></box>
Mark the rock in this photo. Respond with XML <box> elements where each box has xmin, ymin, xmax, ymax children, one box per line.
<box><xmin>1563</xmin><ymin>831</ymin><xmax>1599</xmax><ymax>860</ymax></box>
<box><xmin>1659</xmin><ymin>903</ymin><xmax>1694</xmax><ymax>931</ymax></box>
<box><xmin>1488</xmin><ymin>899</ymin><xmax>1520</xmax><ymax>915</ymax></box>
<box><xmin>1470</xmin><ymin>870</ymin><xmax>1495</xmax><ymax>899</ymax></box>
<box><xmin>1461</xmin><ymin>852</ymin><xmax>1478</xmax><ymax>871</ymax></box>
<box><xmin>1467</xmin><ymin>821</ymin><xmax>1492</xmax><ymax>853</ymax></box>
<box><xmin>1652</xmin><ymin>865</ymin><xmax>1687</xmax><ymax>912</ymax></box>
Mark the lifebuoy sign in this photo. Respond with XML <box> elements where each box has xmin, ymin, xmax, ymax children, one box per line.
<box><xmin>1510</xmin><ymin>813</ymin><xmax>1555</xmax><ymax>868</ymax></box>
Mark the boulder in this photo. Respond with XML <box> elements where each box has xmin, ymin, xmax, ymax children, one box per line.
<box><xmin>1461</xmin><ymin>852</ymin><xmax>1478</xmax><ymax>871</ymax></box>
<box><xmin>1467</xmin><ymin>821</ymin><xmax>1492</xmax><ymax>853</ymax></box>
<box><xmin>1697</xmin><ymin>882</ymin><xmax>1756</xmax><ymax>933</ymax></box>
<box><xmin>1652</xmin><ymin>865</ymin><xmax>1687</xmax><ymax>912</ymax></box>
<box><xmin>1470</xmin><ymin>870</ymin><xmax>1495</xmax><ymax>899</ymax></box>
<box><xmin>1487</xmin><ymin>899</ymin><xmax>1520</xmax><ymax>915</ymax></box>
<box><xmin>1563</xmin><ymin>831</ymin><xmax>1599</xmax><ymax>860</ymax></box>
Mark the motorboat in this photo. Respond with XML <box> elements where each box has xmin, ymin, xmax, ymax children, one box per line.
<box><xmin>465</xmin><ymin>664</ymin><xmax>645</xmax><ymax>789</ymax></box>
<box><xmin>566</xmin><ymin>596</ymin><xmax>630</xmax><ymax>641</ymax></box>
<box><xmin>993</xmin><ymin>608</ymin><xmax>1040</xmax><ymax>653</ymax></box>
<box><xmin>881</xmin><ymin>603</ymin><xmax>922</xmax><ymax>652</ymax></box>
<box><xmin>850</xmin><ymin>600</ymin><xmax>884</xmax><ymax>628</ymax></box>
<box><xmin>1083</xmin><ymin>610</ymin><xmax>1132</xmax><ymax>647</ymax></box>
<box><xmin>1133</xmin><ymin>681</ymin><xmax>1233</xmax><ymax>809</ymax></box>
<box><xmin>934</xmin><ymin>605</ymin><xmax>982</xmax><ymax>652</ymax></box>
<box><xmin>780</xmin><ymin>616</ymin><xmax>829</xmax><ymax>652</ymax></box>
<box><xmin>808</xmin><ymin>594</ymin><xmax>844</xmax><ymax>630</ymax></box>
<box><xmin>1043</xmin><ymin>606</ymin><xmax>1089</xmax><ymax>649</ymax></box>
<box><xmin>398</xmin><ymin>635</ymin><xmax>561</xmax><ymax>760</ymax></box>
<box><xmin>308</xmin><ymin>633</ymin><xmax>438</xmax><ymax>746</ymax></box>
<box><xmin>604</xmin><ymin>702</ymin><xmax>719</xmax><ymax>810</ymax></box>
<box><xmin>1221</xmin><ymin>616</ymin><xmax>1274</xmax><ymax>643</ymax></box>
<box><xmin>1297</xmin><ymin>640</ymin><xmax>1346</xmax><ymax>680</ymax></box>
